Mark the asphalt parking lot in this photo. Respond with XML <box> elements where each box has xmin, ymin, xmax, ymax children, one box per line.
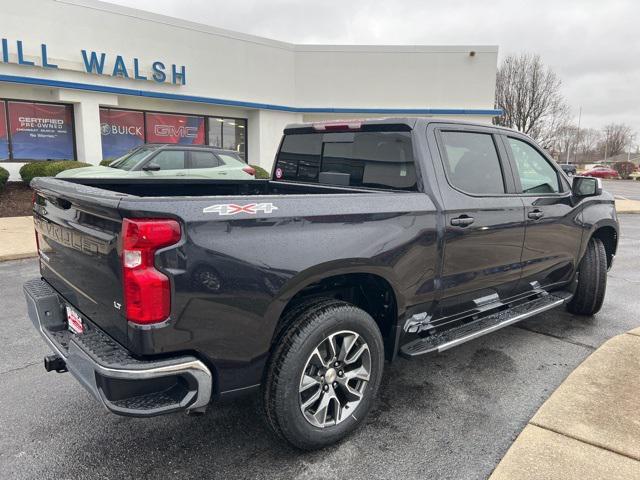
<box><xmin>602</xmin><ymin>179</ymin><xmax>640</xmax><ymax>201</ymax></box>
<box><xmin>1</xmin><ymin>215</ymin><xmax>639</xmax><ymax>480</ymax></box>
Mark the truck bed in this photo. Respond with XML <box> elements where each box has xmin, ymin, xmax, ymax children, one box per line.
<box><xmin>56</xmin><ymin>177</ymin><xmax>391</xmax><ymax>197</ymax></box>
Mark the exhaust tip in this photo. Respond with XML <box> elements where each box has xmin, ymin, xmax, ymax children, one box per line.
<box><xmin>44</xmin><ymin>354</ymin><xmax>67</xmax><ymax>373</ymax></box>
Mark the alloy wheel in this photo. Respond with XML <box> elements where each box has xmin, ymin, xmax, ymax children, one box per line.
<box><xmin>298</xmin><ymin>330</ymin><xmax>371</xmax><ymax>428</ymax></box>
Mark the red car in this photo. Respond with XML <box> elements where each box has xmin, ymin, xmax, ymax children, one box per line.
<box><xmin>582</xmin><ymin>166</ymin><xmax>619</xmax><ymax>179</ymax></box>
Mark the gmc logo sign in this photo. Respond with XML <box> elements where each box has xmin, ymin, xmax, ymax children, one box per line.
<box><xmin>154</xmin><ymin>124</ymin><xmax>198</xmax><ymax>138</ymax></box>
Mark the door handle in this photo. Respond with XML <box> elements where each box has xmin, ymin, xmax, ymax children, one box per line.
<box><xmin>528</xmin><ymin>210</ymin><xmax>544</xmax><ymax>220</ymax></box>
<box><xmin>451</xmin><ymin>215</ymin><xmax>475</xmax><ymax>227</ymax></box>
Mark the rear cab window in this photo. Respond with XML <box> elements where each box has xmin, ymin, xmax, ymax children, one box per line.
<box><xmin>273</xmin><ymin>127</ymin><xmax>418</xmax><ymax>191</ymax></box>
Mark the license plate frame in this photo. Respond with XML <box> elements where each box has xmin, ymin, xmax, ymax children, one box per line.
<box><xmin>66</xmin><ymin>305</ymin><xmax>84</xmax><ymax>335</ymax></box>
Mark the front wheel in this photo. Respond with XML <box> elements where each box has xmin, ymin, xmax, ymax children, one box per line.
<box><xmin>262</xmin><ymin>299</ymin><xmax>384</xmax><ymax>450</ymax></box>
<box><xmin>567</xmin><ymin>237</ymin><xmax>607</xmax><ymax>315</ymax></box>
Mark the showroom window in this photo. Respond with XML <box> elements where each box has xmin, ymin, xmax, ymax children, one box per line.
<box><xmin>97</xmin><ymin>110</ymin><xmax>248</xmax><ymax>162</ymax></box>
<box><xmin>100</xmin><ymin>108</ymin><xmax>145</xmax><ymax>160</ymax></box>
<box><xmin>0</xmin><ymin>101</ymin><xmax>8</xmax><ymax>161</ymax></box>
<box><xmin>145</xmin><ymin>112</ymin><xmax>205</xmax><ymax>145</ymax></box>
<box><xmin>0</xmin><ymin>100</ymin><xmax>75</xmax><ymax>161</ymax></box>
<box><xmin>208</xmin><ymin>117</ymin><xmax>247</xmax><ymax>160</ymax></box>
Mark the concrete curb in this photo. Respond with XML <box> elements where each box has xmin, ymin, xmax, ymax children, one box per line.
<box><xmin>615</xmin><ymin>199</ymin><xmax>640</xmax><ymax>214</ymax></box>
<box><xmin>0</xmin><ymin>252</ymin><xmax>38</xmax><ymax>262</ymax></box>
<box><xmin>489</xmin><ymin>329</ymin><xmax>640</xmax><ymax>479</ymax></box>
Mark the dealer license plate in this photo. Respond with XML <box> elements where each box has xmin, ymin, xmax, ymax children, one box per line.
<box><xmin>66</xmin><ymin>306</ymin><xmax>84</xmax><ymax>335</ymax></box>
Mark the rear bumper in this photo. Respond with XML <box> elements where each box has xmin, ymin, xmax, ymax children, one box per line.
<box><xmin>23</xmin><ymin>278</ymin><xmax>213</xmax><ymax>417</ymax></box>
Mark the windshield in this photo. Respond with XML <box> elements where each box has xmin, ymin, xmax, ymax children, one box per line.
<box><xmin>106</xmin><ymin>152</ymin><xmax>132</xmax><ymax>168</ymax></box>
<box><xmin>110</xmin><ymin>147</ymin><xmax>156</xmax><ymax>171</ymax></box>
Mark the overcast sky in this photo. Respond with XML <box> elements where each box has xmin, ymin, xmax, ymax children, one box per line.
<box><xmin>106</xmin><ymin>0</ymin><xmax>640</xmax><ymax>143</ymax></box>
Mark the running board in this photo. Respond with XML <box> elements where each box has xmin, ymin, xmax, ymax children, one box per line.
<box><xmin>399</xmin><ymin>291</ymin><xmax>572</xmax><ymax>358</ymax></box>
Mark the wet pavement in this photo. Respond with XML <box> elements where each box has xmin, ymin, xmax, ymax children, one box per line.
<box><xmin>1</xmin><ymin>215</ymin><xmax>639</xmax><ymax>480</ymax></box>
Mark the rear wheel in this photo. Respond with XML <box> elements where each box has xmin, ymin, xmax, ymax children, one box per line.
<box><xmin>567</xmin><ymin>237</ymin><xmax>607</xmax><ymax>315</ymax></box>
<box><xmin>262</xmin><ymin>299</ymin><xmax>384</xmax><ymax>450</ymax></box>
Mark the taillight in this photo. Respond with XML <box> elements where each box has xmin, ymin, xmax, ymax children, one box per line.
<box><xmin>121</xmin><ymin>218</ymin><xmax>181</xmax><ymax>325</ymax></box>
<box><xmin>242</xmin><ymin>165</ymin><xmax>256</xmax><ymax>176</ymax></box>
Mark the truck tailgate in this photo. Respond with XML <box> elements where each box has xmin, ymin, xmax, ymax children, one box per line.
<box><xmin>32</xmin><ymin>179</ymin><xmax>127</xmax><ymax>344</ymax></box>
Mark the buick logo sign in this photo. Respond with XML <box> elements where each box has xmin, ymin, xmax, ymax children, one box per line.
<box><xmin>101</xmin><ymin>123</ymin><xmax>143</xmax><ymax>136</ymax></box>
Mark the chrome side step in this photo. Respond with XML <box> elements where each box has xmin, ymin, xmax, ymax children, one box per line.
<box><xmin>399</xmin><ymin>291</ymin><xmax>572</xmax><ymax>358</ymax></box>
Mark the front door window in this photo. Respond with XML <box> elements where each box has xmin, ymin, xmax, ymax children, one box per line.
<box><xmin>507</xmin><ymin>138</ymin><xmax>560</xmax><ymax>194</ymax></box>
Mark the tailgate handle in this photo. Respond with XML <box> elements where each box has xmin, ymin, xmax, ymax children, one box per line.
<box><xmin>52</xmin><ymin>197</ymin><xmax>72</xmax><ymax>210</ymax></box>
<box><xmin>451</xmin><ymin>215</ymin><xmax>474</xmax><ymax>227</ymax></box>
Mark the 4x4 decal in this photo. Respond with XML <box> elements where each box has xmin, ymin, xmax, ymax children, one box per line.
<box><xmin>203</xmin><ymin>203</ymin><xmax>278</xmax><ymax>215</ymax></box>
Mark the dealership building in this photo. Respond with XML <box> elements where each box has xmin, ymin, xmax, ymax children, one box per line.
<box><xmin>0</xmin><ymin>0</ymin><xmax>500</xmax><ymax>180</ymax></box>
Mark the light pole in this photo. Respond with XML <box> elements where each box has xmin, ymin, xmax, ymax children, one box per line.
<box><xmin>573</xmin><ymin>106</ymin><xmax>582</xmax><ymax>164</ymax></box>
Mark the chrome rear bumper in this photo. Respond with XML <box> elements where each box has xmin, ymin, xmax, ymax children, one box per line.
<box><xmin>24</xmin><ymin>278</ymin><xmax>212</xmax><ymax>417</ymax></box>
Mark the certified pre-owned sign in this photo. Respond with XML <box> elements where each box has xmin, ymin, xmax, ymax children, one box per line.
<box><xmin>203</xmin><ymin>203</ymin><xmax>278</xmax><ymax>216</ymax></box>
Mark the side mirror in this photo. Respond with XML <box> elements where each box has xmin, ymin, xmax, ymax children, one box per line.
<box><xmin>142</xmin><ymin>163</ymin><xmax>161</xmax><ymax>172</ymax></box>
<box><xmin>572</xmin><ymin>176</ymin><xmax>602</xmax><ymax>197</ymax></box>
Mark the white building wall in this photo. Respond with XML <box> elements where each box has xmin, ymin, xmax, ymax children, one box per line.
<box><xmin>0</xmin><ymin>0</ymin><xmax>499</xmax><ymax>180</ymax></box>
<box><xmin>294</xmin><ymin>46</ymin><xmax>497</xmax><ymax>110</ymax></box>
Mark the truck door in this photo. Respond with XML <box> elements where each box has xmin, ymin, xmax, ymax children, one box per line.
<box><xmin>500</xmin><ymin>134</ymin><xmax>582</xmax><ymax>293</ymax></box>
<box><xmin>428</xmin><ymin>124</ymin><xmax>526</xmax><ymax>321</ymax></box>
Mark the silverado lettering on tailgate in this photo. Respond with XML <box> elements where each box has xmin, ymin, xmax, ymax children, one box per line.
<box><xmin>34</xmin><ymin>218</ymin><xmax>110</xmax><ymax>256</ymax></box>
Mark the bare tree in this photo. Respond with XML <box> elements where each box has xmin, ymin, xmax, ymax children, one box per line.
<box><xmin>494</xmin><ymin>53</ymin><xmax>569</xmax><ymax>148</ymax></box>
<box><xmin>599</xmin><ymin>123</ymin><xmax>635</xmax><ymax>158</ymax></box>
<box><xmin>578</xmin><ymin>128</ymin><xmax>601</xmax><ymax>155</ymax></box>
<box><xmin>552</xmin><ymin>124</ymin><xmax>580</xmax><ymax>161</ymax></box>
<box><xmin>571</xmin><ymin>128</ymin><xmax>602</xmax><ymax>163</ymax></box>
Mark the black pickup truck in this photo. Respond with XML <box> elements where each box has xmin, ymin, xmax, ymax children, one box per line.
<box><xmin>24</xmin><ymin>118</ymin><xmax>618</xmax><ymax>449</ymax></box>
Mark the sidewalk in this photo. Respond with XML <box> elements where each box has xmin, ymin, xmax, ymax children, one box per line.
<box><xmin>490</xmin><ymin>327</ymin><xmax>640</xmax><ymax>480</ymax></box>
<box><xmin>0</xmin><ymin>216</ymin><xmax>37</xmax><ymax>262</ymax></box>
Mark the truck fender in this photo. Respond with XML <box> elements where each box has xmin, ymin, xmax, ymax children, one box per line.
<box><xmin>262</xmin><ymin>259</ymin><xmax>405</xmax><ymax>343</ymax></box>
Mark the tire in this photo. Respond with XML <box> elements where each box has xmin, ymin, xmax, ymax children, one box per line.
<box><xmin>567</xmin><ymin>237</ymin><xmax>607</xmax><ymax>315</ymax></box>
<box><xmin>262</xmin><ymin>299</ymin><xmax>385</xmax><ymax>450</ymax></box>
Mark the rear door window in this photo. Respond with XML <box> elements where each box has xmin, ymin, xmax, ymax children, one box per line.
<box><xmin>274</xmin><ymin>131</ymin><xmax>417</xmax><ymax>191</ymax></box>
<box><xmin>190</xmin><ymin>151</ymin><xmax>221</xmax><ymax>169</ymax></box>
<box><xmin>439</xmin><ymin>131</ymin><xmax>505</xmax><ymax>195</ymax></box>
